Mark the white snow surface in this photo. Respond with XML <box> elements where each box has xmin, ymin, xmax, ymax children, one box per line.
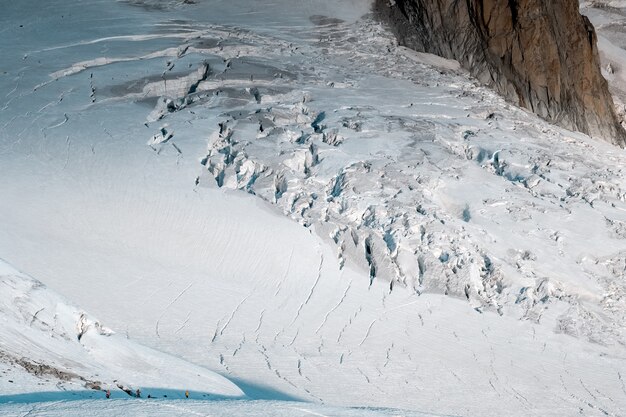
<box><xmin>0</xmin><ymin>399</ymin><xmax>440</xmax><ymax>417</ymax></box>
<box><xmin>0</xmin><ymin>259</ymin><xmax>244</xmax><ymax>399</ymax></box>
<box><xmin>1</xmin><ymin>0</ymin><xmax>626</xmax><ymax>416</ymax></box>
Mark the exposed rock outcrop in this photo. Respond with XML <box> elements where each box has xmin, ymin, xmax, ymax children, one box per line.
<box><xmin>375</xmin><ymin>0</ymin><xmax>626</xmax><ymax>145</ymax></box>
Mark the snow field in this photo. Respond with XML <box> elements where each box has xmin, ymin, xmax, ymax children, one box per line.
<box><xmin>0</xmin><ymin>259</ymin><xmax>244</xmax><ymax>399</ymax></box>
<box><xmin>0</xmin><ymin>0</ymin><xmax>626</xmax><ymax>416</ymax></box>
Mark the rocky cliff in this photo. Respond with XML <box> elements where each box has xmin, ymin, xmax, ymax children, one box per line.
<box><xmin>375</xmin><ymin>0</ymin><xmax>626</xmax><ymax>145</ymax></box>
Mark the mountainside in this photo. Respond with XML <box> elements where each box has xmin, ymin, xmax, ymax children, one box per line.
<box><xmin>2</xmin><ymin>0</ymin><xmax>626</xmax><ymax>416</ymax></box>
<box><xmin>0</xmin><ymin>260</ymin><xmax>244</xmax><ymax>401</ymax></box>
<box><xmin>375</xmin><ymin>0</ymin><xmax>626</xmax><ymax>145</ymax></box>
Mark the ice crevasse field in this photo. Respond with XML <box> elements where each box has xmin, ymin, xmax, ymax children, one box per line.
<box><xmin>1</xmin><ymin>0</ymin><xmax>626</xmax><ymax>416</ymax></box>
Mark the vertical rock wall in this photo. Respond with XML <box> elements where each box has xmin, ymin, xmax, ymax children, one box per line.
<box><xmin>376</xmin><ymin>0</ymin><xmax>626</xmax><ymax>145</ymax></box>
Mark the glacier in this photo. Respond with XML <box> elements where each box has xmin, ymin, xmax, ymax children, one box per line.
<box><xmin>1</xmin><ymin>0</ymin><xmax>626</xmax><ymax>416</ymax></box>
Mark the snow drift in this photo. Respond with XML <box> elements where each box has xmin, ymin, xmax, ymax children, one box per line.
<box><xmin>0</xmin><ymin>259</ymin><xmax>244</xmax><ymax>400</ymax></box>
<box><xmin>1</xmin><ymin>0</ymin><xmax>626</xmax><ymax>416</ymax></box>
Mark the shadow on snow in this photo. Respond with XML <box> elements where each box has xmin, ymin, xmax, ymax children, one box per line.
<box><xmin>0</xmin><ymin>388</ymin><xmax>240</xmax><ymax>404</ymax></box>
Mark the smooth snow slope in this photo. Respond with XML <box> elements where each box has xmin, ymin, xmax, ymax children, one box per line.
<box><xmin>0</xmin><ymin>399</ymin><xmax>441</xmax><ymax>417</ymax></box>
<box><xmin>0</xmin><ymin>259</ymin><xmax>244</xmax><ymax>399</ymax></box>
<box><xmin>1</xmin><ymin>0</ymin><xmax>626</xmax><ymax>416</ymax></box>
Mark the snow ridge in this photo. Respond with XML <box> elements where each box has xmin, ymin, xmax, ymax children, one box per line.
<box><xmin>0</xmin><ymin>259</ymin><xmax>244</xmax><ymax>399</ymax></box>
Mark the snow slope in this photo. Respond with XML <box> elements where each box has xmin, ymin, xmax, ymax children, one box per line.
<box><xmin>1</xmin><ymin>0</ymin><xmax>626</xmax><ymax>416</ymax></box>
<box><xmin>1</xmin><ymin>399</ymin><xmax>440</xmax><ymax>417</ymax></box>
<box><xmin>0</xmin><ymin>259</ymin><xmax>244</xmax><ymax>400</ymax></box>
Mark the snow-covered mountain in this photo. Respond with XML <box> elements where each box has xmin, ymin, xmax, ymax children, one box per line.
<box><xmin>1</xmin><ymin>0</ymin><xmax>626</xmax><ymax>416</ymax></box>
<box><xmin>376</xmin><ymin>0</ymin><xmax>626</xmax><ymax>143</ymax></box>
<box><xmin>0</xmin><ymin>259</ymin><xmax>244</xmax><ymax>399</ymax></box>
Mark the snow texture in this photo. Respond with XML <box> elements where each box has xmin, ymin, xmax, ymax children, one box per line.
<box><xmin>0</xmin><ymin>259</ymin><xmax>244</xmax><ymax>399</ymax></box>
<box><xmin>1</xmin><ymin>0</ymin><xmax>626</xmax><ymax>416</ymax></box>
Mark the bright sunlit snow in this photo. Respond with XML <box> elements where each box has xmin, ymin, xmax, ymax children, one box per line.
<box><xmin>0</xmin><ymin>259</ymin><xmax>244</xmax><ymax>398</ymax></box>
<box><xmin>1</xmin><ymin>0</ymin><xmax>626</xmax><ymax>416</ymax></box>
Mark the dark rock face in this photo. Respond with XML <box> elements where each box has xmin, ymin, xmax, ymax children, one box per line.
<box><xmin>375</xmin><ymin>0</ymin><xmax>626</xmax><ymax>145</ymax></box>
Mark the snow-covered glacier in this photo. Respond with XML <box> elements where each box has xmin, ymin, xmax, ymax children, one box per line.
<box><xmin>1</xmin><ymin>0</ymin><xmax>626</xmax><ymax>416</ymax></box>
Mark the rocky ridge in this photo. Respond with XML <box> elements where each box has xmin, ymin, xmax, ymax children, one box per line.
<box><xmin>375</xmin><ymin>0</ymin><xmax>626</xmax><ymax>145</ymax></box>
